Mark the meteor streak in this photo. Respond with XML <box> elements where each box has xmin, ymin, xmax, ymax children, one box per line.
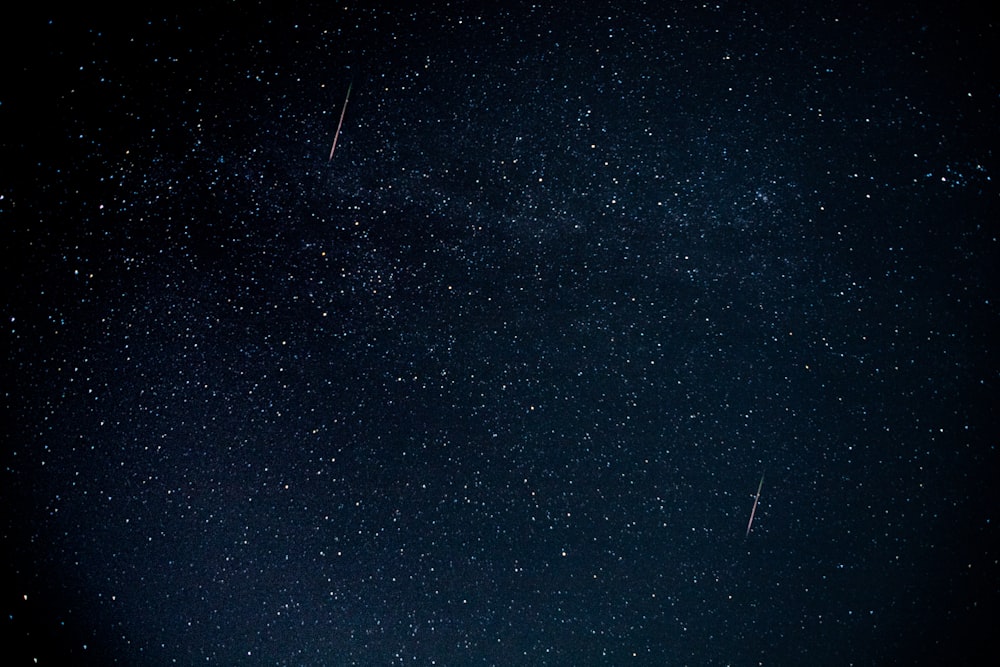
<box><xmin>745</xmin><ymin>472</ymin><xmax>764</xmax><ymax>537</ymax></box>
<box><xmin>328</xmin><ymin>81</ymin><xmax>353</xmax><ymax>161</ymax></box>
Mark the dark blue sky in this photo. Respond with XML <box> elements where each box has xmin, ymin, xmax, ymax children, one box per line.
<box><xmin>2</xmin><ymin>2</ymin><xmax>997</xmax><ymax>664</ymax></box>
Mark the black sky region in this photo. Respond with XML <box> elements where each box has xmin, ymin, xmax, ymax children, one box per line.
<box><xmin>2</xmin><ymin>2</ymin><xmax>998</xmax><ymax>665</ymax></box>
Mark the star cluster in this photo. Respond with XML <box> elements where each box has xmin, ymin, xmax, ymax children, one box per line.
<box><xmin>3</xmin><ymin>2</ymin><xmax>997</xmax><ymax>665</ymax></box>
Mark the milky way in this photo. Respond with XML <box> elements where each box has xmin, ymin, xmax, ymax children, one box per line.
<box><xmin>3</xmin><ymin>3</ymin><xmax>997</xmax><ymax>665</ymax></box>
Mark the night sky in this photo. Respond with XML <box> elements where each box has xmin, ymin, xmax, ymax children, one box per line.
<box><xmin>2</xmin><ymin>2</ymin><xmax>997</xmax><ymax>665</ymax></box>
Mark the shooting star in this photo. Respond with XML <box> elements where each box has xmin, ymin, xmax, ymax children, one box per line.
<box><xmin>745</xmin><ymin>472</ymin><xmax>764</xmax><ymax>537</ymax></box>
<box><xmin>328</xmin><ymin>80</ymin><xmax>353</xmax><ymax>161</ymax></box>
